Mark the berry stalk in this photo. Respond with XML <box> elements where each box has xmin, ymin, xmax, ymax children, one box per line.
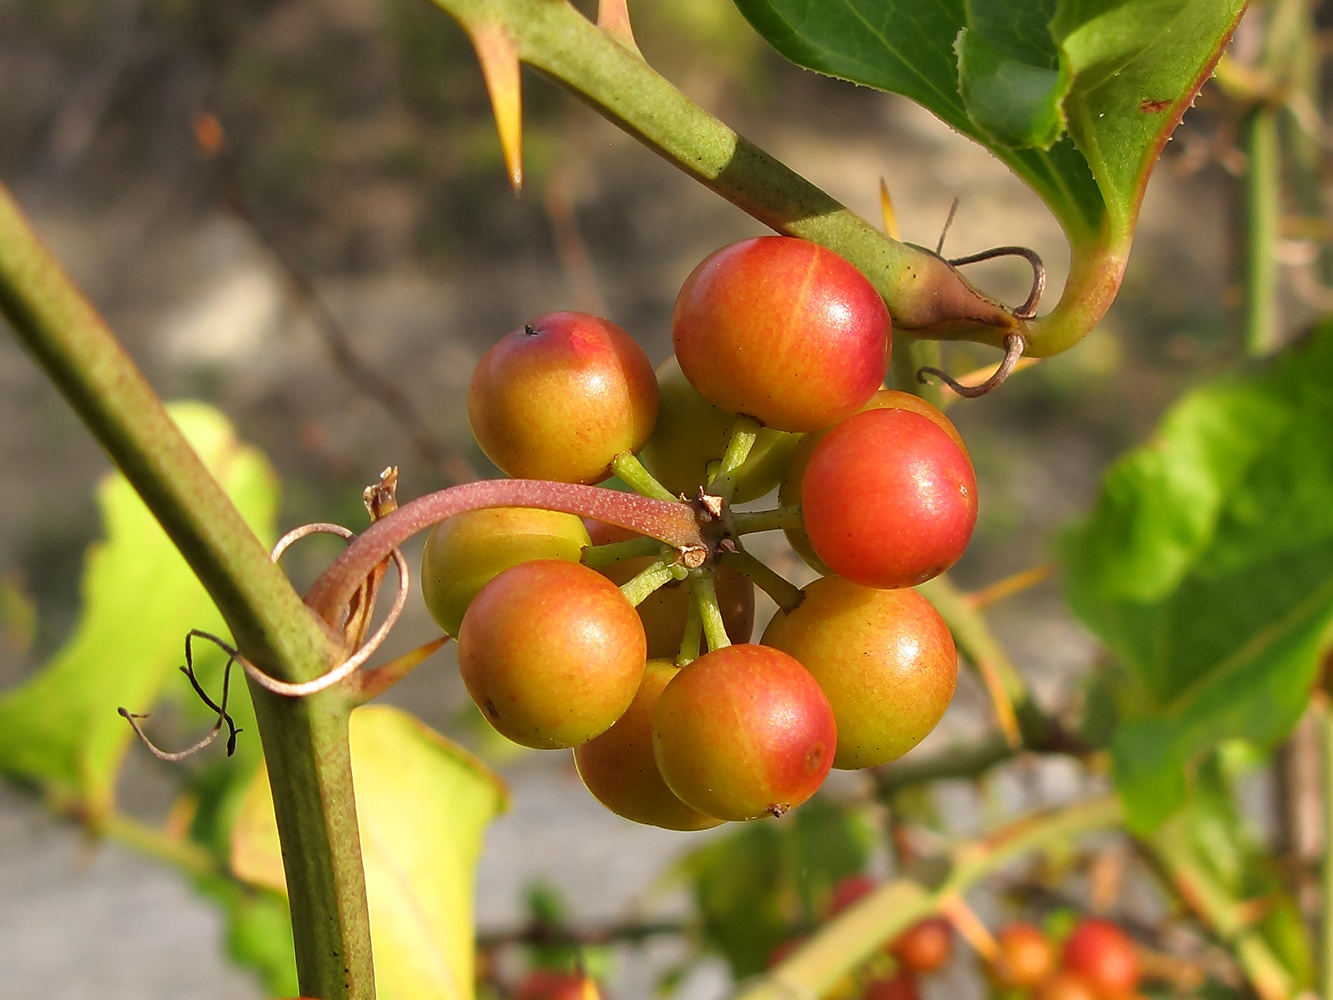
<box><xmin>305</xmin><ymin>479</ymin><xmax>706</xmax><ymax>624</ymax></box>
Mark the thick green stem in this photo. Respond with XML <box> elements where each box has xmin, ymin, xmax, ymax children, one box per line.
<box><xmin>431</xmin><ymin>0</ymin><xmax>1020</xmax><ymax>342</ymax></box>
<box><xmin>734</xmin><ymin>796</ymin><xmax>1122</xmax><ymax>1000</ymax></box>
<box><xmin>1242</xmin><ymin>105</ymin><xmax>1281</xmax><ymax>356</ymax></box>
<box><xmin>892</xmin><ymin>337</ymin><xmax>944</xmax><ymax>407</ymax></box>
<box><xmin>0</xmin><ymin>180</ymin><xmax>375</xmax><ymax>999</ymax></box>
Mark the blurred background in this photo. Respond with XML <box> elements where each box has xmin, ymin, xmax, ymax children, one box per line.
<box><xmin>0</xmin><ymin>0</ymin><xmax>1297</xmax><ymax>997</ymax></box>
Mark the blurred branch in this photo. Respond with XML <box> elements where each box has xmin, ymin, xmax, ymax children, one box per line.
<box><xmin>1320</xmin><ymin>695</ymin><xmax>1333</xmax><ymax>1000</ymax></box>
<box><xmin>733</xmin><ymin>795</ymin><xmax>1123</xmax><ymax>1000</ymax></box>
<box><xmin>198</xmin><ymin>118</ymin><xmax>476</xmax><ymax>485</ymax></box>
<box><xmin>1146</xmin><ymin>819</ymin><xmax>1295</xmax><ymax>1000</ymax></box>
<box><xmin>918</xmin><ymin>576</ymin><xmax>1031</xmax><ymax>749</ymax></box>
<box><xmin>478</xmin><ymin>918</ymin><xmax>688</xmax><ymax>949</ymax></box>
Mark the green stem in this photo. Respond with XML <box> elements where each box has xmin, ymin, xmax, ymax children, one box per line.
<box><xmin>716</xmin><ymin>549</ymin><xmax>803</xmax><ymax>613</ymax></box>
<box><xmin>581</xmin><ymin>535</ymin><xmax>664</xmax><ymax>569</ymax></box>
<box><xmin>1321</xmin><ymin>700</ymin><xmax>1333</xmax><ymax>1000</ymax></box>
<box><xmin>916</xmin><ymin>576</ymin><xmax>1035</xmax><ymax>749</ymax></box>
<box><xmin>0</xmin><ymin>180</ymin><xmax>375</xmax><ymax>999</ymax></box>
<box><xmin>430</xmin><ymin>0</ymin><xmax>1020</xmax><ymax>343</ymax></box>
<box><xmin>707</xmin><ymin>415</ymin><xmax>762</xmax><ymax>502</ymax></box>
<box><xmin>892</xmin><ymin>337</ymin><xmax>944</xmax><ymax>408</ymax></box>
<box><xmin>1242</xmin><ymin>104</ymin><xmax>1281</xmax><ymax>356</ymax></box>
<box><xmin>104</xmin><ymin>811</ymin><xmax>220</xmax><ymax>879</ymax></box>
<box><xmin>1147</xmin><ymin>818</ymin><xmax>1294</xmax><ymax>1000</ymax></box>
<box><xmin>733</xmin><ymin>796</ymin><xmax>1122</xmax><ymax>1000</ymax></box>
<box><xmin>731</xmin><ymin>506</ymin><xmax>803</xmax><ymax>534</ymax></box>
<box><xmin>872</xmin><ymin>733</ymin><xmax>1018</xmax><ymax>796</ymax></box>
<box><xmin>677</xmin><ymin>591</ymin><xmax>702</xmax><ymax>666</ymax></box>
<box><xmin>689</xmin><ymin>572</ymin><xmax>730</xmax><ymax>651</ymax></box>
<box><xmin>620</xmin><ymin>556</ymin><xmax>676</xmax><ymax>606</ymax></box>
<box><xmin>610</xmin><ymin>452</ymin><xmax>679</xmax><ymax>502</ymax></box>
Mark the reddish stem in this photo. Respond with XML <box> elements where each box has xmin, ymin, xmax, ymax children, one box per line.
<box><xmin>304</xmin><ymin>479</ymin><xmax>704</xmax><ymax>624</ymax></box>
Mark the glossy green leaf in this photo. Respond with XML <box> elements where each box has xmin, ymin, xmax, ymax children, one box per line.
<box><xmin>957</xmin><ymin>0</ymin><xmax>1070</xmax><ymax>149</ymax></box>
<box><xmin>675</xmin><ymin>797</ymin><xmax>874</xmax><ymax>977</ymax></box>
<box><xmin>730</xmin><ymin>0</ymin><xmax>1242</xmax><ymax>241</ymax></box>
<box><xmin>1063</xmin><ymin>324</ymin><xmax>1333</xmax><ymax>831</ymax></box>
<box><xmin>231</xmin><ymin>705</ymin><xmax>508</xmax><ymax>1000</ymax></box>
<box><xmin>0</xmin><ymin>402</ymin><xmax>278</xmax><ymax>822</ymax></box>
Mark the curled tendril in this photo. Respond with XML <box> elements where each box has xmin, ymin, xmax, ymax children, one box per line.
<box><xmin>121</xmin><ymin>522</ymin><xmax>411</xmax><ymax>759</ymax></box>
<box><xmin>237</xmin><ymin>522</ymin><xmax>410</xmax><ymax>698</ymax></box>
<box><xmin>948</xmin><ymin>245</ymin><xmax>1046</xmax><ymax>320</ymax></box>
<box><xmin>917</xmin><ymin>332</ymin><xmax>1027</xmax><ymax>399</ymax></box>
<box><xmin>118</xmin><ymin>629</ymin><xmax>243</xmax><ymax>761</ymax></box>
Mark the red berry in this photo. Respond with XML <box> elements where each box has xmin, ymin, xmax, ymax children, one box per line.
<box><xmin>991</xmin><ymin>922</ymin><xmax>1058</xmax><ymax>990</ymax></box>
<box><xmin>1062</xmin><ymin>919</ymin><xmax>1140</xmax><ymax>1000</ymax></box>
<box><xmin>762</xmin><ymin>578</ymin><xmax>957</xmax><ymax>769</ymax></box>
<box><xmin>802</xmin><ymin>408</ymin><xmax>977</xmax><ymax>588</ymax></box>
<box><xmin>513</xmin><ymin>970</ymin><xmax>598</xmax><ymax>1000</ymax></box>
<box><xmin>891</xmin><ymin>917</ymin><xmax>952</xmax><ymax>974</ymax></box>
<box><xmin>458</xmin><ymin>560</ymin><xmax>646</xmax><ymax>748</ymax></box>
<box><xmin>468</xmin><ymin>311</ymin><xmax>658</xmax><ymax>483</ymax></box>
<box><xmin>863</xmin><ymin>975</ymin><xmax>921</xmax><ymax>1000</ymax></box>
<box><xmin>652</xmin><ymin>644</ymin><xmax>836</xmax><ymax>821</ymax></box>
<box><xmin>672</xmin><ymin>237</ymin><xmax>891</xmax><ymax>432</ymax></box>
<box><xmin>779</xmin><ymin>389</ymin><xmax>971</xmax><ymax>573</ymax></box>
<box><xmin>574</xmin><ymin>660</ymin><xmax>724</xmax><ymax>831</ymax></box>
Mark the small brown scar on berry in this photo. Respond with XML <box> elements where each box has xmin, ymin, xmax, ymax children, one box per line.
<box><xmin>523</xmin><ymin>323</ymin><xmax>538</xmax><ymax>336</ymax></box>
<box><xmin>1140</xmin><ymin>98</ymin><xmax>1171</xmax><ymax>113</ymax></box>
<box><xmin>768</xmin><ymin>803</ymin><xmax>790</xmax><ymax>818</ymax></box>
<box><xmin>485</xmin><ymin>699</ymin><xmax>499</xmax><ymax>717</ymax></box>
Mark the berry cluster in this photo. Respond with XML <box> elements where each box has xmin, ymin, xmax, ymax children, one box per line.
<box><xmin>420</xmin><ymin>235</ymin><xmax>977</xmax><ymax>828</ymax></box>
<box><xmin>992</xmin><ymin>919</ymin><xmax>1142</xmax><ymax>1000</ymax></box>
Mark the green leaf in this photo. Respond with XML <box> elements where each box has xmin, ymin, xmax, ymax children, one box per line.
<box><xmin>957</xmin><ymin>0</ymin><xmax>1071</xmax><ymax>149</ymax></box>
<box><xmin>730</xmin><ymin>0</ymin><xmax>1242</xmax><ymax>241</ymax></box>
<box><xmin>0</xmin><ymin>402</ymin><xmax>278</xmax><ymax>822</ymax></box>
<box><xmin>231</xmin><ymin>705</ymin><xmax>508</xmax><ymax>1000</ymax></box>
<box><xmin>1063</xmin><ymin>324</ymin><xmax>1333</xmax><ymax>831</ymax></box>
<box><xmin>675</xmin><ymin>797</ymin><xmax>874</xmax><ymax>977</ymax></box>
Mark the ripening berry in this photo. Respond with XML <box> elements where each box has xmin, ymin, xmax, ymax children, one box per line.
<box><xmin>652</xmin><ymin>644</ymin><xmax>836</xmax><ymax>821</ymax></box>
<box><xmin>468</xmin><ymin>311</ymin><xmax>658</xmax><ymax>483</ymax></box>
<box><xmin>458</xmin><ymin>560</ymin><xmax>646</xmax><ymax>749</ymax></box>
<box><xmin>673</xmin><ymin>237</ymin><xmax>891</xmax><ymax>432</ymax></box>
<box><xmin>802</xmin><ymin>408</ymin><xmax>977</xmax><ymax>588</ymax></box>
<box><xmin>762</xmin><ymin>577</ymin><xmax>957</xmax><ymax>768</ymax></box>
<box><xmin>574</xmin><ymin>660</ymin><xmax>724</xmax><ymax>831</ymax></box>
